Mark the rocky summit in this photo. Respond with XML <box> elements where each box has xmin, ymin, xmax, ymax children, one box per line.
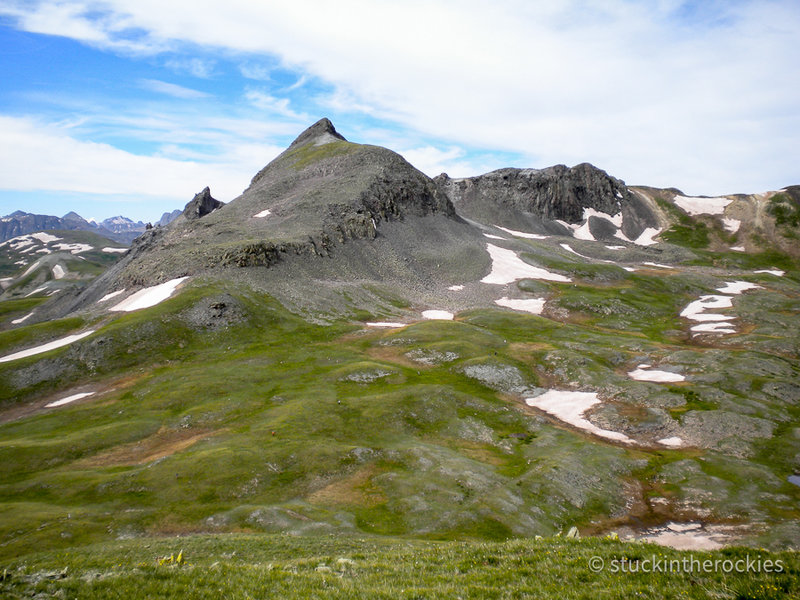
<box><xmin>0</xmin><ymin>118</ymin><xmax>799</xmax><ymax>572</ymax></box>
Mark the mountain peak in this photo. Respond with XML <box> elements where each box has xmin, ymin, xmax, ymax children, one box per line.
<box><xmin>286</xmin><ymin>117</ymin><xmax>346</xmax><ymax>151</ymax></box>
<box><xmin>62</xmin><ymin>211</ymin><xmax>87</xmax><ymax>223</ymax></box>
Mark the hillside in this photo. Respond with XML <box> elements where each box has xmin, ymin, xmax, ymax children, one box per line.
<box><xmin>0</xmin><ymin>119</ymin><xmax>798</xmax><ymax>579</ymax></box>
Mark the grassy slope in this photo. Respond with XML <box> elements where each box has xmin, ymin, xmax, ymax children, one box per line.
<box><xmin>2</xmin><ymin>534</ymin><xmax>797</xmax><ymax>599</ymax></box>
<box><xmin>0</xmin><ymin>235</ymin><xmax>797</xmax><ymax>580</ymax></box>
<box><xmin>0</xmin><ymin>268</ymin><xmax>797</xmax><ymax>557</ymax></box>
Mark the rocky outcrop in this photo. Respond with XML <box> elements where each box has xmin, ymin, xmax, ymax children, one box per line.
<box><xmin>435</xmin><ymin>163</ymin><xmax>633</xmax><ymax>223</ymax></box>
<box><xmin>182</xmin><ymin>187</ymin><xmax>224</xmax><ymax>221</ymax></box>
<box><xmin>435</xmin><ymin>163</ymin><xmax>659</xmax><ymax>240</ymax></box>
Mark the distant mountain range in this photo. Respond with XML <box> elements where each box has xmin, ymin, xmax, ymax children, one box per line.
<box><xmin>0</xmin><ymin>209</ymin><xmax>182</xmax><ymax>245</ymax></box>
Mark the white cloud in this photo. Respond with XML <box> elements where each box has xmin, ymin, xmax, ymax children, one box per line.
<box><xmin>1</xmin><ymin>0</ymin><xmax>799</xmax><ymax>193</ymax></box>
<box><xmin>396</xmin><ymin>146</ymin><xmax>469</xmax><ymax>178</ymax></box>
<box><xmin>0</xmin><ymin>115</ymin><xmax>282</xmax><ymax>201</ymax></box>
<box><xmin>140</xmin><ymin>79</ymin><xmax>210</xmax><ymax>99</ymax></box>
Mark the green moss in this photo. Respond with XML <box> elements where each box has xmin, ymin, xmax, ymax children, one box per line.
<box><xmin>668</xmin><ymin>388</ymin><xmax>718</xmax><ymax>420</ymax></box>
<box><xmin>286</xmin><ymin>140</ymin><xmax>355</xmax><ymax>170</ymax></box>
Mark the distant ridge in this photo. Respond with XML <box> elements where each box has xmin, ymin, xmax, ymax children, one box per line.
<box><xmin>0</xmin><ymin>210</ymin><xmax>179</xmax><ymax>245</ymax></box>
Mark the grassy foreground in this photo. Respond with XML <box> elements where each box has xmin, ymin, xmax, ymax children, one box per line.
<box><xmin>2</xmin><ymin>533</ymin><xmax>797</xmax><ymax>599</ymax></box>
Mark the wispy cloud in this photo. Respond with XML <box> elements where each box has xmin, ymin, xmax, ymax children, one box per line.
<box><xmin>244</xmin><ymin>89</ymin><xmax>308</xmax><ymax>121</ymax></box>
<box><xmin>139</xmin><ymin>79</ymin><xmax>210</xmax><ymax>99</ymax></box>
<box><xmin>238</xmin><ymin>63</ymin><xmax>271</xmax><ymax>81</ymax></box>
<box><xmin>165</xmin><ymin>57</ymin><xmax>216</xmax><ymax>78</ymax></box>
<box><xmin>0</xmin><ymin>115</ymin><xmax>283</xmax><ymax>201</ymax></box>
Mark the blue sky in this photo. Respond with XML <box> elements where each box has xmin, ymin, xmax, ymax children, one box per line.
<box><xmin>0</xmin><ymin>1</ymin><xmax>798</xmax><ymax>223</ymax></box>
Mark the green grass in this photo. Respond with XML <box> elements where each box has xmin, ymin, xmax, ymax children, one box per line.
<box><xmin>686</xmin><ymin>248</ymin><xmax>798</xmax><ymax>272</ymax></box>
<box><xmin>1</xmin><ymin>534</ymin><xmax>797</xmax><ymax>599</ymax></box>
<box><xmin>1</xmin><ymin>275</ymin><xmax>799</xmax><ymax>564</ymax></box>
<box><xmin>0</xmin><ymin>297</ymin><xmax>48</xmax><ymax>325</ymax></box>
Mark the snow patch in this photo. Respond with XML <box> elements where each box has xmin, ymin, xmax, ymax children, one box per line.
<box><xmin>46</xmin><ymin>392</ymin><xmax>95</xmax><ymax>408</ymax></box>
<box><xmin>754</xmin><ymin>269</ymin><xmax>784</xmax><ymax>276</ymax></box>
<box><xmin>25</xmin><ymin>286</ymin><xmax>48</xmax><ymax>297</ymax></box>
<box><xmin>715</xmin><ymin>281</ymin><xmax>761</xmax><ymax>295</ymax></box>
<box><xmin>495</xmin><ymin>226</ymin><xmax>548</xmax><ymax>239</ymax></box>
<box><xmin>605</xmin><ymin>245</ymin><xmax>625</xmax><ymax>250</ymax></box>
<box><xmin>731</xmin><ymin>246</ymin><xmax>746</xmax><ymax>252</ymax></box>
<box><xmin>494</xmin><ymin>296</ymin><xmax>545</xmax><ymax>315</ymax></box>
<box><xmin>628</xmin><ymin>366</ymin><xmax>685</xmax><ymax>383</ymax></box>
<box><xmin>102</xmin><ymin>247</ymin><xmax>127</xmax><ymax>254</ymax></box>
<box><xmin>9</xmin><ymin>238</ymin><xmax>35</xmax><ymax>250</ymax></box>
<box><xmin>110</xmin><ymin>277</ymin><xmax>189</xmax><ymax>312</ymax></box>
<box><xmin>525</xmin><ymin>390</ymin><xmax>634</xmax><ymax>444</ymax></box>
<box><xmin>365</xmin><ymin>322</ymin><xmax>406</xmax><ymax>328</ymax></box>
<box><xmin>54</xmin><ymin>243</ymin><xmax>93</xmax><ymax>254</ymax></box>
<box><xmin>30</xmin><ymin>232</ymin><xmax>61</xmax><ymax>244</ymax></box>
<box><xmin>483</xmin><ymin>233</ymin><xmax>504</xmax><ymax>240</ymax></box>
<box><xmin>615</xmin><ymin>227</ymin><xmax>661</xmax><ymax>246</ymax></box>
<box><xmin>52</xmin><ymin>265</ymin><xmax>66</xmax><ymax>279</ymax></box>
<box><xmin>21</xmin><ymin>258</ymin><xmax>45</xmax><ymax>278</ymax></box>
<box><xmin>448</xmin><ymin>285</ymin><xmax>464</xmax><ymax>291</ymax></box>
<box><xmin>691</xmin><ymin>322</ymin><xmax>737</xmax><ymax>335</ymax></box>
<box><xmin>572</xmin><ymin>220</ymin><xmax>595</xmax><ymax>241</ymax></box>
<box><xmin>422</xmin><ymin>310</ymin><xmax>454</xmax><ymax>320</ymax></box>
<box><xmin>642</xmin><ymin>262</ymin><xmax>673</xmax><ymax>269</ymax></box>
<box><xmin>97</xmin><ymin>289</ymin><xmax>126</xmax><ymax>303</ymax></box>
<box><xmin>582</xmin><ymin>206</ymin><xmax>623</xmax><ymax>228</ymax></box>
<box><xmin>658</xmin><ymin>437</ymin><xmax>684</xmax><ymax>448</ymax></box>
<box><xmin>482</xmin><ymin>244</ymin><xmax>571</xmax><ymax>284</ymax></box>
<box><xmin>253</xmin><ymin>209</ymin><xmax>272</xmax><ymax>218</ymax></box>
<box><xmin>0</xmin><ymin>330</ymin><xmax>95</xmax><ymax>363</ymax></box>
<box><xmin>673</xmin><ymin>195</ymin><xmax>733</xmax><ymax>216</ymax></box>
<box><xmin>721</xmin><ymin>218</ymin><xmax>740</xmax><ymax>233</ymax></box>
<box><xmin>11</xmin><ymin>312</ymin><xmax>34</xmax><ymax>325</ymax></box>
<box><xmin>680</xmin><ymin>295</ymin><xmax>734</xmax><ymax>322</ymax></box>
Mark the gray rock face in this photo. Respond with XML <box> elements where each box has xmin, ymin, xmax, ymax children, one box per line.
<box><xmin>436</xmin><ymin>164</ymin><xmax>629</xmax><ymax>222</ymax></box>
<box><xmin>435</xmin><ymin>163</ymin><xmax>659</xmax><ymax>239</ymax></box>
<box><xmin>182</xmin><ymin>187</ymin><xmax>224</xmax><ymax>221</ymax></box>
